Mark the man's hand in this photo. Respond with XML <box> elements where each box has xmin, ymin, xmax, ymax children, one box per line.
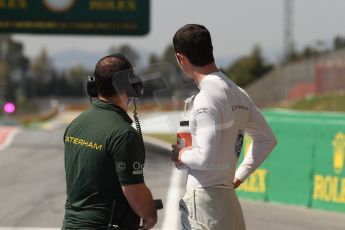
<box><xmin>122</xmin><ymin>184</ymin><xmax>157</xmax><ymax>229</ymax></box>
<box><xmin>233</xmin><ymin>178</ymin><xmax>243</xmax><ymax>189</ymax></box>
<box><xmin>171</xmin><ymin>144</ymin><xmax>192</xmax><ymax>162</ymax></box>
<box><xmin>140</xmin><ymin>217</ymin><xmax>157</xmax><ymax>230</ymax></box>
<box><xmin>171</xmin><ymin>144</ymin><xmax>191</xmax><ymax>169</ymax></box>
<box><xmin>171</xmin><ymin>144</ymin><xmax>183</xmax><ymax>162</ymax></box>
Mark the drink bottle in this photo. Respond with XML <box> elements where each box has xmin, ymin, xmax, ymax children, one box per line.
<box><xmin>177</xmin><ymin>120</ymin><xmax>192</xmax><ymax>148</ymax></box>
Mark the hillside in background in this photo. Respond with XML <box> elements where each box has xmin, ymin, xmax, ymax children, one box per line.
<box><xmin>51</xmin><ymin>49</ymin><xmax>104</xmax><ymax>70</ymax></box>
<box><xmin>51</xmin><ymin>48</ymin><xmax>152</xmax><ymax>70</ymax></box>
<box><xmin>279</xmin><ymin>91</ymin><xmax>345</xmax><ymax>112</ymax></box>
<box><xmin>245</xmin><ymin>48</ymin><xmax>345</xmax><ymax>108</ymax></box>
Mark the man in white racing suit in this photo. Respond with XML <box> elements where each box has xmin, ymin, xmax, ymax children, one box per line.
<box><xmin>171</xmin><ymin>24</ymin><xmax>277</xmax><ymax>230</ymax></box>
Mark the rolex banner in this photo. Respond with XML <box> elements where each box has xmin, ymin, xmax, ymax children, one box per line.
<box><xmin>236</xmin><ymin>109</ymin><xmax>345</xmax><ymax>213</ymax></box>
<box><xmin>312</xmin><ymin>128</ymin><xmax>345</xmax><ymax>212</ymax></box>
<box><xmin>0</xmin><ymin>0</ymin><xmax>150</xmax><ymax>35</ymax></box>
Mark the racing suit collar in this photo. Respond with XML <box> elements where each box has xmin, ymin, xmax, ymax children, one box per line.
<box><xmin>92</xmin><ymin>99</ymin><xmax>133</xmax><ymax>124</ymax></box>
<box><xmin>197</xmin><ymin>71</ymin><xmax>222</xmax><ymax>89</ymax></box>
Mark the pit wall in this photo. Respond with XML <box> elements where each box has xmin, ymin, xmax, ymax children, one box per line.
<box><xmin>236</xmin><ymin>109</ymin><xmax>345</xmax><ymax>213</ymax></box>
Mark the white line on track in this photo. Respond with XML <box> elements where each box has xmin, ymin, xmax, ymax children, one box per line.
<box><xmin>161</xmin><ymin>167</ymin><xmax>186</xmax><ymax>230</ymax></box>
<box><xmin>0</xmin><ymin>127</ymin><xmax>20</xmax><ymax>151</ymax></box>
<box><xmin>144</xmin><ymin>136</ymin><xmax>186</xmax><ymax>229</ymax></box>
<box><xmin>0</xmin><ymin>136</ymin><xmax>184</xmax><ymax>230</ymax></box>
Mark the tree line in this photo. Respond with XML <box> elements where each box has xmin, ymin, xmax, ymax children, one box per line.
<box><xmin>1</xmin><ymin>34</ymin><xmax>344</xmax><ymax>108</ymax></box>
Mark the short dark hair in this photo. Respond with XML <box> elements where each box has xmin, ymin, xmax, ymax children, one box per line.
<box><xmin>173</xmin><ymin>24</ymin><xmax>214</xmax><ymax>67</ymax></box>
<box><xmin>93</xmin><ymin>54</ymin><xmax>131</xmax><ymax>97</ymax></box>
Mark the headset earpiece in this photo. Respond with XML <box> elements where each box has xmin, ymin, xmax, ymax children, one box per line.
<box><xmin>110</xmin><ymin>54</ymin><xmax>144</xmax><ymax>99</ymax></box>
<box><xmin>131</xmin><ymin>81</ymin><xmax>144</xmax><ymax>98</ymax></box>
<box><xmin>88</xmin><ymin>54</ymin><xmax>144</xmax><ymax>99</ymax></box>
<box><xmin>86</xmin><ymin>76</ymin><xmax>98</xmax><ymax>97</ymax></box>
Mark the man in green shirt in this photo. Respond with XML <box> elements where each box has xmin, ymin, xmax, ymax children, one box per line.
<box><xmin>62</xmin><ymin>54</ymin><xmax>157</xmax><ymax>230</ymax></box>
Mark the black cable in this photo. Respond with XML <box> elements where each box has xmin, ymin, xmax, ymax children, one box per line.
<box><xmin>107</xmin><ymin>100</ymin><xmax>146</xmax><ymax>230</ymax></box>
<box><xmin>133</xmin><ymin>99</ymin><xmax>142</xmax><ymax>137</ymax></box>
<box><xmin>133</xmin><ymin>99</ymin><xmax>145</xmax><ymax>164</ymax></box>
<box><xmin>107</xmin><ymin>201</ymin><xmax>118</xmax><ymax>230</ymax></box>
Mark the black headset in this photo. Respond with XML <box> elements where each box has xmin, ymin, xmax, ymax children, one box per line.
<box><xmin>86</xmin><ymin>54</ymin><xmax>144</xmax><ymax>99</ymax></box>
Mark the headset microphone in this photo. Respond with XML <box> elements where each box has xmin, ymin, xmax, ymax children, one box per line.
<box><xmin>86</xmin><ymin>76</ymin><xmax>98</xmax><ymax>98</ymax></box>
<box><xmin>86</xmin><ymin>54</ymin><xmax>145</xmax><ymax>160</ymax></box>
<box><xmin>86</xmin><ymin>54</ymin><xmax>144</xmax><ymax>99</ymax></box>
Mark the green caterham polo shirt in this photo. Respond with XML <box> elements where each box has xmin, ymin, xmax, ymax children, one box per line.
<box><xmin>62</xmin><ymin>99</ymin><xmax>145</xmax><ymax>229</ymax></box>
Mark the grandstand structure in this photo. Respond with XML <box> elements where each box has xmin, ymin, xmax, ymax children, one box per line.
<box><xmin>245</xmin><ymin>49</ymin><xmax>345</xmax><ymax>108</ymax></box>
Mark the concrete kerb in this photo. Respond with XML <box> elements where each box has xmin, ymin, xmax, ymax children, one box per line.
<box><xmin>143</xmin><ymin>135</ymin><xmax>185</xmax><ymax>230</ymax></box>
<box><xmin>143</xmin><ymin>135</ymin><xmax>172</xmax><ymax>150</ymax></box>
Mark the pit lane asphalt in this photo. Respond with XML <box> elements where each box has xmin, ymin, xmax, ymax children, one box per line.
<box><xmin>0</xmin><ymin>126</ymin><xmax>344</xmax><ymax>230</ymax></box>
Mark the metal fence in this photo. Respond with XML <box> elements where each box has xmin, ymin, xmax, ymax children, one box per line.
<box><xmin>245</xmin><ymin>49</ymin><xmax>345</xmax><ymax>108</ymax></box>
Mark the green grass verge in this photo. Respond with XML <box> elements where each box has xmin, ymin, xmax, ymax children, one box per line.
<box><xmin>145</xmin><ymin>133</ymin><xmax>176</xmax><ymax>144</ymax></box>
<box><xmin>145</xmin><ymin>92</ymin><xmax>345</xmax><ymax>143</ymax></box>
<box><xmin>280</xmin><ymin>91</ymin><xmax>345</xmax><ymax>112</ymax></box>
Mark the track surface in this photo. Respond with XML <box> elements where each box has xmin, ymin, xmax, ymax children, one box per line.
<box><xmin>0</xmin><ymin>126</ymin><xmax>344</xmax><ymax>230</ymax></box>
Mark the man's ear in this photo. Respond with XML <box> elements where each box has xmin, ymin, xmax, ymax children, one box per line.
<box><xmin>175</xmin><ymin>52</ymin><xmax>182</xmax><ymax>65</ymax></box>
<box><xmin>176</xmin><ymin>52</ymin><xmax>188</xmax><ymax>65</ymax></box>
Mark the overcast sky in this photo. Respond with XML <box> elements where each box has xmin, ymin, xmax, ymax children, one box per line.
<box><xmin>13</xmin><ymin>0</ymin><xmax>345</xmax><ymax>66</ymax></box>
